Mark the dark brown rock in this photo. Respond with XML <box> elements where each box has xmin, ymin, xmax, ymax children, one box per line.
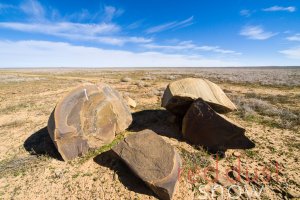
<box><xmin>112</xmin><ymin>130</ymin><xmax>181</xmax><ymax>200</ymax></box>
<box><xmin>182</xmin><ymin>99</ymin><xmax>255</xmax><ymax>152</ymax></box>
<box><xmin>162</xmin><ymin>78</ymin><xmax>237</xmax><ymax>116</ymax></box>
<box><xmin>47</xmin><ymin>83</ymin><xmax>132</xmax><ymax>161</ymax></box>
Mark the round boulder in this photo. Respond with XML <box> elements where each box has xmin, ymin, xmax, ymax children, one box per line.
<box><xmin>47</xmin><ymin>83</ymin><xmax>132</xmax><ymax>161</ymax></box>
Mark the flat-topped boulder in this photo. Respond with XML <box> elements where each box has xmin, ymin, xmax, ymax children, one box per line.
<box><xmin>162</xmin><ymin>78</ymin><xmax>237</xmax><ymax>116</ymax></box>
<box><xmin>112</xmin><ymin>130</ymin><xmax>181</xmax><ymax>200</ymax></box>
<box><xmin>47</xmin><ymin>83</ymin><xmax>132</xmax><ymax>161</ymax></box>
<box><xmin>182</xmin><ymin>99</ymin><xmax>255</xmax><ymax>152</ymax></box>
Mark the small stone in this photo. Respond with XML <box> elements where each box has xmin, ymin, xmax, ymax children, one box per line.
<box><xmin>54</xmin><ymin>169</ymin><xmax>63</xmax><ymax>178</ymax></box>
<box><xmin>121</xmin><ymin>77</ymin><xmax>132</xmax><ymax>82</ymax></box>
<box><xmin>141</xmin><ymin>76</ymin><xmax>153</xmax><ymax>80</ymax></box>
<box><xmin>124</xmin><ymin>96</ymin><xmax>137</xmax><ymax>108</ymax></box>
<box><xmin>233</xmin><ymin>151</ymin><xmax>241</xmax><ymax>157</ymax></box>
<box><xmin>144</xmin><ymin>83</ymin><xmax>151</xmax><ymax>87</ymax></box>
<box><xmin>153</xmin><ymin>89</ymin><xmax>163</xmax><ymax>96</ymax></box>
<box><xmin>166</xmin><ymin>75</ymin><xmax>176</xmax><ymax>80</ymax></box>
<box><xmin>135</xmin><ymin>81</ymin><xmax>145</xmax><ymax>87</ymax></box>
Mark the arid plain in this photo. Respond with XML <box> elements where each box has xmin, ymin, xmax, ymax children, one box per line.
<box><xmin>0</xmin><ymin>67</ymin><xmax>299</xmax><ymax>199</ymax></box>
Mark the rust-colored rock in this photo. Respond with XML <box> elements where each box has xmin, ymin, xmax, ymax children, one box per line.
<box><xmin>47</xmin><ymin>83</ymin><xmax>132</xmax><ymax>161</ymax></box>
<box><xmin>112</xmin><ymin>130</ymin><xmax>181</xmax><ymax>200</ymax></box>
<box><xmin>182</xmin><ymin>99</ymin><xmax>255</xmax><ymax>152</ymax></box>
<box><xmin>162</xmin><ymin>78</ymin><xmax>237</xmax><ymax>116</ymax></box>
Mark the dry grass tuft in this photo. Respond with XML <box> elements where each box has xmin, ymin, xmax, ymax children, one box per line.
<box><xmin>231</xmin><ymin>94</ymin><xmax>300</xmax><ymax>130</ymax></box>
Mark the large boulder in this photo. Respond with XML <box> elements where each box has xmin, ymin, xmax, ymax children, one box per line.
<box><xmin>112</xmin><ymin>130</ymin><xmax>181</xmax><ymax>200</ymax></box>
<box><xmin>162</xmin><ymin>78</ymin><xmax>237</xmax><ymax>116</ymax></box>
<box><xmin>182</xmin><ymin>99</ymin><xmax>255</xmax><ymax>152</ymax></box>
<box><xmin>47</xmin><ymin>83</ymin><xmax>132</xmax><ymax>161</ymax></box>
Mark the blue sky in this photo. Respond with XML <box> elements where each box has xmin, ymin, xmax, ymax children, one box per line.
<box><xmin>0</xmin><ymin>0</ymin><xmax>300</xmax><ymax>67</ymax></box>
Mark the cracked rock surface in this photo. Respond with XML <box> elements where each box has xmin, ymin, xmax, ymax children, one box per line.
<box><xmin>162</xmin><ymin>78</ymin><xmax>237</xmax><ymax>116</ymax></box>
<box><xmin>48</xmin><ymin>83</ymin><xmax>132</xmax><ymax>161</ymax></box>
<box><xmin>112</xmin><ymin>130</ymin><xmax>182</xmax><ymax>200</ymax></box>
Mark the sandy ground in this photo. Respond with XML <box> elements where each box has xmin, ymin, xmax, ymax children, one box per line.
<box><xmin>0</xmin><ymin>68</ymin><xmax>299</xmax><ymax>200</ymax></box>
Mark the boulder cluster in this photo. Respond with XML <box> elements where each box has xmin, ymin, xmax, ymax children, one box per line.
<box><xmin>162</xmin><ymin>78</ymin><xmax>255</xmax><ymax>153</ymax></box>
<box><xmin>47</xmin><ymin>78</ymin><xmax>254</xmax><ymax>200</ymax></box>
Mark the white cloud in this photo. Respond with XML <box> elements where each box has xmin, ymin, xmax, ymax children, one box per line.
<box><xmin>0</xmin><ymin>22</ymin><xmax>152</xmax><ymax>45</ymax></box>
<box><xmin>240</xmin><ymin>9</ymin><xmax>251</xmax><ymax>17</ymax></box>
<box><xmin>240</xmin><ymin>25</ymin><xmax>277</xmax><ymax>40</ymax></box>
<box><xmin>263</xmin><ymin>6</ymin><xmax>296</xmax><ymax>12</ymax></box>
<box><xmin>286</xmin><ymin>34</ymin><xmax>300</xmax><ymax>41</ymax></box>
<box><xmin>20</xmin><ymin>0</ymin><xmax>45</xmax><ymax>21</ymax></box>
<box><xmin>143</xmin><ymin>41</ymin><xmax>241</xmax><ymax>55</ymax></box>
<box><xmin>280</xmin><ymin>47</ymin><xmax>300</xmax><ymax>59</ymax></box>
<box><xmin>0</xmin><ymin>40</ymin><xmax>239</xmax><ymax>67</ymax></box>
<box><xmin>0</xmin><ymin>22</ymin><xmax>119</xmax><ymax>35</ymax></box>
<box><xmin>145</xmin><ymin>16</ymin><xmax>194</xmax><ymax>34</ymax></box>
<box><xmin>0</xmin><ymin>1</ymin><xmax>151</xmax><ymax>46</ymax></box>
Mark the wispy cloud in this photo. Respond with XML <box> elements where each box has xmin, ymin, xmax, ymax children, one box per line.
<box><xmin>143</xmin><ymin>41</ymin><xmax>241</xmax><ymax>55</ymax></box>
<box><xmin>262</xmin><ymin>6</ymin><xmax>296</xmax><ymax>12</ymax></box>
<box><xmin>240</xmin><ymin>25</ymin><xmax>277</xmax><ymax>40</ymax></box>
<box><xmin>0</xmin><ymin>22</ymin><xmax>152</xmax><ymax>45</ymax></box>
<box><xmin>0</xmin><ymin>40</ymin><xmax>239</xmax><ymax>67</ymax></box>
<box><xmin>103</xmin><ymin>6</ymin><xmax>124</xmax><ymax>22</ymax></box>
<box><xmin>279</xmin><ymin>47</ymin><xmax>300</xmax><ymax>59</ymax></box>
<box><xmin>65</xmin><ymin>9</ymin><xmax>93</xmax><ymax>22</ymax></box>
<box><xmin>20</xmin><ymin>0</ymin><xmax>45</xmax><ymax>21</ymax></box>
<box><xmin>0</xmin><ymin>22</ymin><xmax>120</xmax><ymax>36</ymax></box>
<box><xmin>240</xmin><ymin>9</ymin><xmax>251</xmax><ymax>17</ymax></box>
<box><xmin>127</xmin><ymin>20</ymin><xmax>144</xmax><ymax>30</ymax></box>
<box><xmin>64</xmin><ymin>6</ymin><xmax>123</xmax><ymax>23</ymax></box>
<box><xmin>0</xmin><ymin>1</ymin><xmax>152</xmax><ymax>46</ymax></box>
<box><xmin>145</xmin><ymin>16</ymin><xmax>194</xmax><ymax>34</ymax></box>
<box><xmin>286</xmin><ymin>34</ymin><xmax>300</xmax><ymax>41</ymax></box>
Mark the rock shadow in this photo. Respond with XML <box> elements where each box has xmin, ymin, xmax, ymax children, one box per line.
<box><xmin>128</xmin><ymin>109</ymin><xmax>183</xmax><ymax>140</ymax></box>
<box><xmin>24</xmin><ymin>126</ymin><xmax>63</xmax><ymax>160</ymax></box>
<box><xmin>94</xmin><ymin>150</ymin><xmax>156</xmax><ymax>198</ymax></box>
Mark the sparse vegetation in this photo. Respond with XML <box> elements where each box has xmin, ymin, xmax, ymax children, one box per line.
<box><xmin>0</xmin><ymin>68</ymin><xmax>299</xmax><ymax>199</ymax></box>
<box><xmin>179</xmin><ymin>147</ymin><xmax>211</xmax><ymax>191</ymax></box>
<box><xmin>0</xmin><ymin>120</ymin><xmax>26</xmax><ymax>129</ymax></box>
<box><xmin>244</xmin><ymin>149</ymin><xmax>258</xmax><ymax>159</ymax></box>
<box><xmin>0</xmin><ymin>103</ymin><xmax>30</xmax><ymax>114</ymax></box>
<box><xmin>0</xmin><ymin>155</ymin><xmax>48</xmax><ymax>178</ymax></box>
<box><xmin>231</xmin><ymin>94</ymin><xmax>300</xmax><ymax>130</ymax></box>
<box><xmin>75</xmin><ymin>132</ymin><xmax>128</xmax><ymax>164</ymax></box>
